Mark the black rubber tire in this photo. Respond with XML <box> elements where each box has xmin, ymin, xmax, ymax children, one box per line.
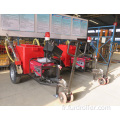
<box><xmin>105</xmin><ymin>78</ymin><xmax>109</xmax><ymax>84</ymax></box>
<box><xmin>98</xmin><ymin>78</ymin><xmax>106</xmax><ymax>85</ymax></box>
<box><xmin>10</xmin><ymin>63</ymin><xmax>21</xmax><ymax>84</ymax></box>
<box><xmin>67</xmin><ymin>93</ymin><xmax>74</xmax><ymax>103</ymax></box>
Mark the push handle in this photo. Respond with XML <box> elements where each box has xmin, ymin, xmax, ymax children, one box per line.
<box><xmin>6</xmin><ymin>33</ymin><xmax>9</xmax><ymax>39</ymax></box>
<box><xmin>67</xmin><ymin>40</ymin><xmax>79</xmax><ymax>57</ymax></box>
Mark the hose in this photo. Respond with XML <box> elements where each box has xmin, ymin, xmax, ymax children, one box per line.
<box><xmin>33</xmin><ymin>38</ymin><xmax>40</xmax><ymax>45</ymax></box>
<box><xmin>66</xmin><ymin>40</ymin><xmax>70</xmax><ymax>45</ymax></box>
<box><xmin>5</xmin><ymin>38</ymin><xmax>40</xmax><ymax>62</ymax></box>
<box><xmin>44</xmin><ymin>40</ymin><xmax>46</xmax><ymax>46</ymax></box>
<box><xmin>5</xmin><ymin>40</ymin><xmax>15</xmax><ymax>62</ymax></box>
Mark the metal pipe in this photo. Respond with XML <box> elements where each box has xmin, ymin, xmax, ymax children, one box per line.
<box><xmin>68</xmin><ymin>42</ymin><xmax>79</xmax><ymax>93</ymax></box>
<box><xmin>88</xmin><ymin>25</ymin><xmax>114</xmax><ymax>29</ymax></box>
<box><xmin>106</xmin><ymin>25</ymin><xmax>116</xmax><ymax>77</ymax></box>
<box><xmin>84</xmin><ymin>43</ymin><xmax>87</xmax><ymax>54</ymax></box>
<box><xmin>6</xmin><ymin>34</ymin><xmax>17</xmax><ymax>59</ymax></box>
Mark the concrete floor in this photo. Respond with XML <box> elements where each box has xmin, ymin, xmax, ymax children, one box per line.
<box><xmin>0</xmin><ymin>52</ymin><xmax>120</xmax><ymax>106</ymax></box>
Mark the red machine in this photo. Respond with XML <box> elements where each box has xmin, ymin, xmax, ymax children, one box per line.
<box><xmin>57</xmin><ymin>44</ymin><xmax>93</xmax><ymax>71</ymax></box>
<box><xmin>71</xmin><ymin>56</ymin><xmax>91</xmax><ymax>69</ymax></box>
<box><xmin>30</xmin><ymin>59</ymin><xmax>54</xmax><ymax>77</ymax></box>
<box><xmin>15</xmin><ymin>44</ymin><xmax>44</xmax><ymax>74</ymax></box>
<box><xmin>57</xmin><ymin>44</ymin><xmax>76</xmax><ymax>67</ymax></box>
<box><xmin>9</xmin><ymin>43</ymin><xmax>67</xmax><ymax>85</ymax></box>
<box><xmin>6</xmin><ymin>33</ymin><xmax>93</xmax><ymax>103</ymax></box>
<box><xmin>6</xmin><ymin>33</ymin><xmax>72</xmax><ymax>103</ymax></box>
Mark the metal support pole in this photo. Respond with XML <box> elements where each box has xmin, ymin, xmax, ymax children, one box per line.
<box><xmin>96</xmin><ymin>28</ymin><xmax>100</xmax><ymax>57</ymax></box>
<box><xmin>68</xmin><ymin>42</ymin><xmax>79</xmax><ymax>93</ymax></box>
<box><xmin>56</xmin><ymin>65</ymin><xmax>60</xmax><ymax>79</ymax></box>
<box><xmin>105</xmin><ymin>15</ymin><xmax>117</xmax><ymax>77</ymax></box>
<box><xmin>106</xmin><ymin>25</ymin><xmax>116</xmax><ymax>77</ymax></box>
<box><xmin>17</xmin><ymin>37</ymin><xmax>19</xmax><ymax>45</ymax></box>
<box><xmin>55</xmin><ymin>84</ymin><xmax>60</xmax><ymax>97</ymax></box>
<box><xmin>84</xmin><ymin>43</ymin><xmax>87</xmax><ymax>54</ymax></box>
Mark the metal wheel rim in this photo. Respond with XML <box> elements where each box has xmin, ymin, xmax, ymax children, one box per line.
<box><xmin>99</xmin><ymin>78</ymin><xmax>106</xmax><ymax>85</ymax></box>
<box><xmin>59</xmin><ymin>92</ymin><xmax>67</xmax><ymax>103</ymax></box>
<box><xmin>11</xmin><ymin>67</ymin><xmax>15</xmax><ymax>81</ymax></box>
<box><xmin>59</xmin><ymin>94</ymin><xmax>64</xmax><ymax>102</ymax></box>
<box><xmin>60</xmin><ymin>96</ymin><xmax>64</xmax><ymax>101</ymax></box>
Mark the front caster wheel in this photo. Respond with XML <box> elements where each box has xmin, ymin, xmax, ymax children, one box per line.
<box><xmin>67</xmin><ymin>93</ymin><xmax>74</xmax><ymax>103</ymax></box>
<box><xmin>98</xmin><ymin>78</ymin><xmax>106</xmax><ymax>85</ymax></box>
<box><xmin>59</xmin><ymin>92</ymin><xmax>74</xmax><ymax>103</ymax></box>
<box><xmin>98</xmin><ymin>77</ymin><xmax>109</xmax><ymax>85</ymax></box>
<box><xmin>105</xmin><ymin>78</ymin><xmax>109</xmax><ymax>84</ymax></box>
<box><xmin>59</xmin><ymin>92</ymin><xmax>67</xmax><ymax>104</ymax></box>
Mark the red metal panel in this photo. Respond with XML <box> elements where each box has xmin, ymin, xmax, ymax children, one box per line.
<box><xmin>16</xmin><ymin>44</ymin><xmax>44</xmax><ymax>74</ymax></box>
<box><xmin>71</xmin><ymin>57</ymin><xmax>91</xmax><ymax>68</ymax></box>
<box><xmin>58</xmin><ymin>45</ymin><xmax>92</xmax><ymax>68</ymax></box>
<box><xmin>30</xmin><ymin>60</ymin><xmax>55</xmax><ymax>76</ymax></box>
<box><xmin>58</xmin><ymin>45</ymin><xmax>76</xmax><ymax>67</ymax></box>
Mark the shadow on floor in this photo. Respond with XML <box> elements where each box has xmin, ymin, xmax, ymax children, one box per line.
<box><xmin>20</xmin><ymin>74</ymin><xmax>32</xmax><ymax>83</ymax></box>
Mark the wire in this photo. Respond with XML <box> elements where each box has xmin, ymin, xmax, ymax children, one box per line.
<box><xmin>5</xmin><ymin>40</ymin><xmax>15</xmax><ymax>62</ymax></box>
<box><xmin>33</xmin><ymin>38</ymin><xmax>40</xmax><ymax>45</ymax></box>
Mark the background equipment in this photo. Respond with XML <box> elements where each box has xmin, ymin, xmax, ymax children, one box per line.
<box><xmin>88</xmin><ymin>25</ymin><xmax>116</xmax><ymax>85</ymax></box>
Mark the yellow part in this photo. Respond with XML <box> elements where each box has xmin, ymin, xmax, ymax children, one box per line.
<box><xmin>44</xmin><ymin>40</ymin><xmax>46</xmax><ymax>46</ymax></box>
<box><xmin>26</xmin><ymin>40</ymin><xmax>33</xmax><ymax>44</ymax></box>
<box><xmin>33</xmin><ymin>38</ymin><xmax>40</xmax><ymax>45</ymax></box>
<box><xmin>5</xmin><ymin>40</ymin><xmax>15</xmax><ymax>62</ymax></box>
<box><xmin>114</xmin><ymin>43</ymin><xmax>118</xmax><ymax>50</ymax></box>
<box><xmin>13</xmin><ymin>40</ymin><xmax>17</xmax><ymax>46</ymax></box>
<box><xmin>0</xmin><ymin>40</ymin><xmax>5</xmax><ymax>45</ymax></box>
<box><xmin>65</xmin><ymin>40</ymin><xmax>70</xmax><ymax>45</ymax></box>
<box><xmin>0</xmin><ymin>54</ymin><xmax>10</xmax><ymax>66</ymax></box>
<box><xmin>117</xmin><ymin>45</ymin><xmax>120</xmax><ymax>49</ymax></box>
<box><xmin>19</xmin><ymin>39</ymin><xmax>25</xmax><ymax>45</ymax></box>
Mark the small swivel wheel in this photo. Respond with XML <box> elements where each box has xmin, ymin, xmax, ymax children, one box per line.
<box><xmin>98</xmin><ymin>77</ymin><xmax>109</xmax><ymax>85</ymax></box>
<box><xmin>98</xmin><ymin>78</ymin><xmax>106</xmax><ymax>85</ymax></box>
<box><xmin>58</xmin><ymin>92</ymin><xmax>74</xmax><ymax>104</ymax></box>
<box><xmin>105</xmin><ymin>78</ymin><xmax>109</xmax><ymax>84</ymax></box>
<box><xmin>67</xmin><ymin>92</ymin><xmax>74</xmax><ymax>103</ymax></box>
<box><xmin>59</xmin><ymin>92</ymin><xmax>67</xmax><ymax>104</ymax></box>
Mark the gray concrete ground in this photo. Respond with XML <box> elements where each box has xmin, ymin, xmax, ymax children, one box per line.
<box><xmin>0</xmin><ymin>52</ymin><xmax>120</xmax><ymax>106</ymax></box>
